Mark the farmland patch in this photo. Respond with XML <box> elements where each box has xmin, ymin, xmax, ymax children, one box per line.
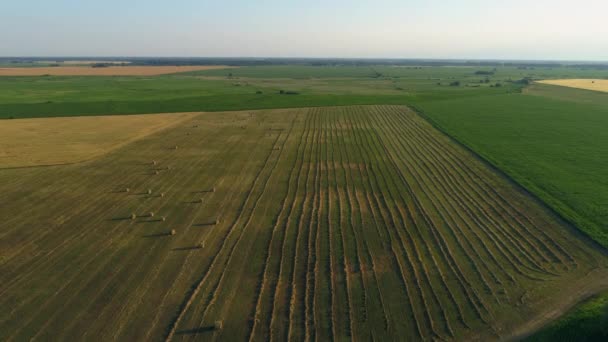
<box><xmin>0</xmin><ymin>106</ymin><xmax>606</xmax><ymax>341</ymax></box>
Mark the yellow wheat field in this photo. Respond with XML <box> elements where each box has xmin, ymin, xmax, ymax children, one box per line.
<box><xmin>538</xmin><ymin>79</ymin><xmax>608</xmax><ymax>93</ymax></box>
<box><xmin>0</xmin><ymin>113</ymin><xmax>198</xmax><ymax>168</ymax></box>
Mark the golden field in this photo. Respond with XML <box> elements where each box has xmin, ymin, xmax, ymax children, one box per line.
<box><xmin>537</xmin><ymin>79</ymin><xmax>608</xmax><ymax>93</ymax></box>
<box><xmin>0</xmin><ymin>113</ymin><xmax>197</xmax><ymax>168</ymax></box>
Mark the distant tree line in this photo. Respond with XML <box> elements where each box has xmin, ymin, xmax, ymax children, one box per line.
<box><xmin>2</xmin><ymin>57</ymin><xmax>608</xmax><ymax>69</ymax></box>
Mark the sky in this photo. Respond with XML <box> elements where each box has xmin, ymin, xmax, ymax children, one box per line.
<box><xmin>1</xmin><ymin>0</ymin><xmax>607</xmax><ymax>61</ymax></box>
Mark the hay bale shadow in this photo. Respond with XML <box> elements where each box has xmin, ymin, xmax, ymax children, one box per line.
<box><xmin>172</xmin><ymin>246</ymin><xmax>201</xmax><ymax>252</ymax></box>
<box><xmin>193</xmin><ymin>222</ymin><xmax>216</xmax><ymax>227</ymax></box>
<box><xmin>143</xmin><ymin>233</ymin><xmax>169</xmax><ymax>238</ymax></box>
<box><xmin>137</xmin><ymin>218</ymin><xmax>164</xmax><ymax>224</ymax></box>
<box><xmin>176</xmin><ymin>326</ymin><xmax>215</xmax><ymax>335</ymax></box>
<box><xmin>111</xmin><ymin>216</ymin><xmax>134</xmax><ymax>221</ymax></box>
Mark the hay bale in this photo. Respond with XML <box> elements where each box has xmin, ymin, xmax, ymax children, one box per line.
<box><xmin>214</xmin><ymin>320</ymin><xmax>223</xmax><ymax>330</ymax></box>
<box><xmin>199</xmin><ymin>198</ymin><xmax>204</xmax><ymax>204</ymax></box>
<box><xmin>125</xmin><ymin>188</ymin><xmax>130</xmax><ymax>193</ymax></box>
<box><xmin>160</xmin><ymin>192</ymin><xmax>165</xmax><ymax>198</ymax></box>
<box><xmin>131</xmin><ymin>213</ymin><xmax>137</xmax><ymax>220</ymax></box>
<box><xmin>173</xmin><ymin>145</ymin><xmax>178</xmax><ymax>150</ymax></box>
<box><xmin>197</xmin><ymin>242</ymin><xmax>205</xmax><ymax>249</ymax></box>
<box><xmin>212</xmin><ymin>187</ymin><xmax>216</xmax><ymax>193</ymax></box>
<box><xmin>147</xmin><ymin>189</ymin><xmax>152</xmax><ymax>195</ymax></box>
<box><xmin>170</xmin><ymin>229</ymin><xmax>176</xmax><ymax>236</ymax></box>
<box><xmin>215</xmin><ymin>218</ymin><xmax>221</xmax><ymax>225</ymax></box>
<box><xmin>154</xmin><ymin>171</ymin><xmax>159</xmax><ymax>175</ymax></box>
<box><xmin>161</xmin><ymin>216</ymin><xmax>166</xmax><ymax>222</ymax></box>
<box><xmin>149</xmin><ymin>212</ymin><xmax>155</xmax><ymax>217</ymax></box>
<box><xmin>152</xmin><ymin>160</ymin><xmax>157</xmax><ymax>165</ymax></box>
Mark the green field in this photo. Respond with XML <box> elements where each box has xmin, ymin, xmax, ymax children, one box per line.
<box><xmin>525</xmin><ymin>291</ymin><xmax>608</xmax><ymax>341</ymax></box>
<box><xmin>1</xmin><ymin>106</ymin><xmax>606</xmax><ymax>341</ymax></box>
<box><xmin>2</xmin><ymin>64</ymin><xmax>608</xmax><ymax>340</ymax></box>
<box><xmin>5</xmin><ymin>64</ymin><xmax>605</xmax><ymax>119</ymax></box>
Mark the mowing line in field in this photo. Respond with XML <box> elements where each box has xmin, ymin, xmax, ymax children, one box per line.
<box><xmin>192</xmin><ymin>115</ymin><xmax>299</xmax><ymax>342</ymax></box>
<box><xmin>344</xmin><ymin>107</ymin><xmax>444</xmax><ymax>339</ymax></box>
<box><xmin>382</xmin><ymin>107</ymin><xmax>554</xmax><ymax>276</ymax></box>
<box><xmin>354</xmin><ymin>107</ymin><xmax>475</xmax><ymax>335</ymax></box>
<box><xmin>340</xmin><ymin>111</ymin><xmax>389</xmax><ymax>339</ymax></box>
<box><xmin>370</xmin><ymin>107</ymin><xmax>505</xmax><ymax>326</ymax></box>
<box><xmin>268</xmin><ymin>109</ymin><xmax>316</xmax><ymax>342</ymax></box>
<box><xmin>287</xmin><ymin>109</ymin><xmax>322</xmax><ymax>341</ymax></box>
<box><xmin>362</xmin><ymin>107</ymin><xmax>494</xmax><ymax>328</ymax></box>
<box><xmin>248</xmin><ymin>110</ymin><xmax>312</xmax><ymax>342</ymax></box>
<box><xmin>164</xmin><ymin>122</ymin><xmax>284</xmax><ymax>342</ymax></box>
<box><xmin>398</xmin><ymin>106</ymin><xmax>576</xmax><ymax>268</ymax></box>
<box><xmin>381</xmin><ymin>106</ymin><xmax>570</xmax><ymax>278</ymax></box>
<box><xmin>167</xmin><ymin>115</ymin><xmax>294</xmax><ymax>341</ymax></box>
<box><xmin>130</xmin><ymin>124</ymin><xmax>262</xmax><ymax>341</ymax></box>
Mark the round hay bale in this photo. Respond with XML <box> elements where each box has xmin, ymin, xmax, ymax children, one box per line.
<box><xmin>214</xmin><ymin>320</ymin><xmax>223</xmax><ymax>330</ymax></box>
<box><xmin>197</xmin><ymin>242</ymin><xmax>205</xmax><ymax>249</ymax></box>
<box><xmin>131</xmin><ymin>213</ymin><xmax>137</xmax><ymax>220</ymax></box>
<box><xmin>152</xmin><ymin>160</ymin><xmax>157</xmax><ymax>165</ymax></box>
<box><xmin>125</xmin><ymin>188</ymin><xmax>130</xmax><ymax>193</ymax></box>
<box><xmin>160</xmin><ymin>192</ymin><xmax>165</xmax><ymax>198</ymax></box>
<box><xmin>170</xmin><ymin>229</ymin><xmax>176</xmax><ymax>236</ymax></box>
<box><xmin>149</xmin><ymin>212</ymin><xmax>154</xmax><ymax>217</ymax></box>
<box><xmin>147</xmin><ymin>189</ymin><xmax>152</xmax><ymax>195</ymax></box>
<box><xmin>161</xmin><ymin>216</ymin><xmax>166</xmax><ymax>222</ymax></box>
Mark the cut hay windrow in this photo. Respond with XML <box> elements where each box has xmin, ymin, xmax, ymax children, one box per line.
<box><xmin>192</xmin><ymin>117</ymin><xmax>297</xmax><ymax>335</ymax></box>
<box><xmin>248</xmin><ymin>110</ymin><xmax>311</xmax><ymax>342</ymax></box>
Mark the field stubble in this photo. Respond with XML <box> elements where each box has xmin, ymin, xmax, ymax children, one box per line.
<box><xmin>0</xmin><ymin>106</ymin><xmax>606</xmax><ymax>341</ymax></box>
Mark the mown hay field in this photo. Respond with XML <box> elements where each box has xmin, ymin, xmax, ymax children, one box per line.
<box><xmin>0</xmin><ymin>113</ymin><xmax>197</xmax><ymax>168</ymax></box>
<box><xmin>0</xmin><ymin>106</ymin><xmax>606</xmax><ymax>341</ymax></box>
<box><xmin>537</xmin><ymin>79</ymin><xmax>608</xmax><ymax>93</ymax></box>
<box><xmin>0</xmin><ymin>65</ymin><xmax>235</xmax><ymax>76</ymax></box>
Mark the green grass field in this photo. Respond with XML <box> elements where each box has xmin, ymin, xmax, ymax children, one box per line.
<box><xmin>525</xmin><ymin>291</ymin><xmax>608</xmax><ymax>341</ymax></box>
<box><xmin>1</xmin><ymin>64</ymin><xmax>608</xmax><ymax>340</ymax></box>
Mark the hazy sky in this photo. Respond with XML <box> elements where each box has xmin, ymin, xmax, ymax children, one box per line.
<box><xmin>2</xmin><ymin>0</ymin><xmax>607</xmax><ymax>60</ymax></box>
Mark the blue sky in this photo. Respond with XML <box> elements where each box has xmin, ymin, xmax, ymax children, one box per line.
<box><xmin>1</xmin><ymin>0</ymin><xmax>607</xmax><ymax>60</ymax></box>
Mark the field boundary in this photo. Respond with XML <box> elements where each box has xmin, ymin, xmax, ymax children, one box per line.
<box><xmin>410</xmin><ymin>103</ymin><xmax>608</xmax><ymax>337</ymax></box>
<box><xmin>410</xmin><ymin>104</ymin><xmax>608</xmax><ymax>253</ymax></box>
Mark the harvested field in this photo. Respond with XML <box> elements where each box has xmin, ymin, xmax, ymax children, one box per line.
<box><xmin>0</xmin><ymin>65</ymin><xmax>236</xmax><ymax>76</ymax></box>
<box><xmin>0</xmin><ymin>113</ymin><xmax>197</xmax><ymax>168</ymax></box>
<box><xmin>537</xmin><ymin>79</ymin><xmax>608</xmax><ymax>93</ymax></box>
<box><xmin>0</xmin><ymin>106</ymin><xmax>606</xmax><ymax>341</ymax></box>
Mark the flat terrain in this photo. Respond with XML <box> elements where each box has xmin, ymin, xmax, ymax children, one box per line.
<box><xmin>0</xmin><ymin>113</ymin><xmax>197</xmax><ymax>168</ymax></box>
<box><xmin>0</xmin><ymin>65</ymin><xmax>234</xmax><ymax>76</ymax></box>
<box><xmin>1</xmin><ymin>106</ymin><xmax>606</xmax><ymax>341</ymax></box>
<box><xmin>537</xmin><ymin>79</ymin><xmax>608</xmax><ymax>93</ymax></box>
